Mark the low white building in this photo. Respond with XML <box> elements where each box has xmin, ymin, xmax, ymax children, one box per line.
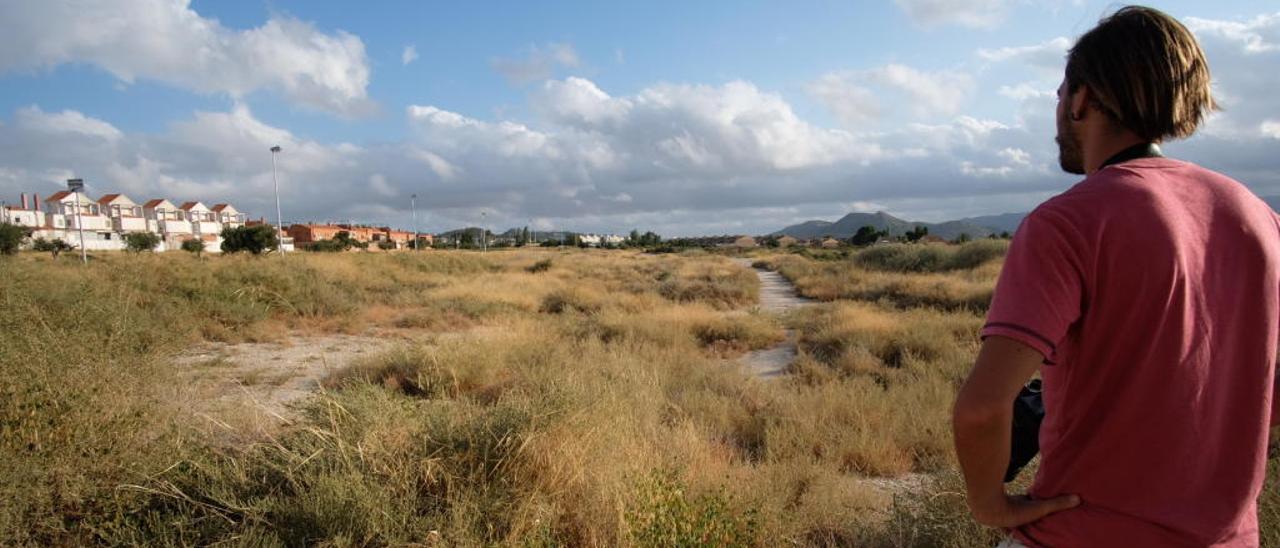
<box><xmin>578</xmin><ymin>233</ymin><xmax>626</xmax><ymax>247</ymax></box>
<box><xmin>4</xmin><ymin>191</ymin><xmax>247</xmax><ymax>252</ymax></box>
<box><xmin>99</xmin><ymin>194</ymin><xmax>149</xmax><ymax>233</ymax></box>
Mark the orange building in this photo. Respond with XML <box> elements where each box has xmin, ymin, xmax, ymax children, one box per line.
<box><xmin>287</xmin><ymin>223</ymin><xmax>430</xmax><ymax>249</ymax></box>
<box><xmin>286</xmin><ymin>223</ymin><xmax>347</xmax><ymax>244</ymax></box>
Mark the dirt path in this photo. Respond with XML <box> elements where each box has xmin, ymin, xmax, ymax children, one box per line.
<box><xmin>732</xmin><ymin>258</ymin><xmax>814</xmax><ymax>378</ymax></box>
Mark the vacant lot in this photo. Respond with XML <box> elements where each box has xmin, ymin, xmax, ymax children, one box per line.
<box><xmin>1</xmin><ymin>245</ymin><xmax>1275</xmax><ymax>546</ymax></box>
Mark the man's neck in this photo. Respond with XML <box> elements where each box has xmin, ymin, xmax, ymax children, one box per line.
<box><xmin>1083</xmin><ymin>132</ymin><xmax>1147</xmax><ymax>175</ymax></box>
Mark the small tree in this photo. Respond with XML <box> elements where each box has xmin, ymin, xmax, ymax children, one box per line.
<box><xmin>0</xmin><ymin>222</ymin><xmax>25</xmax><ymax>255</ymax></box>
<box><xmin>953</xmin><ymin>232</ymin><xmax>972</xmax><ymax>244</ymax></box>
<box><xmin>904</xmin><ymin>225</ymin><xmax>929</xmax><ymax>243</ymax></box>
<box><xmin>220</xmin><ymin>225</ymin><xmax>278</xmax><ymax>254</ymax></box>
<box><xmin>32</xmin><ymin>238</ymin><xmax>75</xmax><ymax>260</ymax></box>
<box><xmin>180</xmin><ymin>238</ymin><xmax>206</xmax><ymax>258</ymax></box>
<box><xmin>850</xmin><ymin>225</ymin><xmax>888</xmax><ymax>246</ymax></box>
<box><xmin>377</xmin><ymin>240</ymin><xmax>397</xmax><ymax>251</ymax></box>
<box><xmin>123</xmin><ymin>232</ymin><xmax>161</xmax><ymax>253</ymax></box>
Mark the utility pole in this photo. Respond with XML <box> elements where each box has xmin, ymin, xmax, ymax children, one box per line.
<box><xmin>480</xmin><ymin>210</ymin><xmax>487</xmax><ymax>253</ymax></box>
<box><xmin>411</xmin><ymin>193</ymin><xmax>419</xmax><ymax>251</ymax></box>
<box><xmin>67</xmin><ymin>178</ymin><xmax>87</xmax><ymax>264</ymax></box>
<box><xmin>270</xmin><ymin>146</ymin><xmax>285</xmax><ymax>257</ymax></box>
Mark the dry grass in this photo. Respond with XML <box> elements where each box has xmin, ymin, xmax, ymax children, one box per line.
<box><xmin>2</xmin><ymin>246</ymin><xmax>1275</xmax><ymax>546</ymax></box>
<box><xmin>754</xmin><ymin>244</ymin><xmax>1003</xmax><ymax>312</ymax></box>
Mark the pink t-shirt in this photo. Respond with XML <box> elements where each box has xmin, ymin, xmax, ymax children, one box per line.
<box><xmin>982</xmin><ymin>157</ymin><xmax>1280</xmax><ymax>547</ymax></box>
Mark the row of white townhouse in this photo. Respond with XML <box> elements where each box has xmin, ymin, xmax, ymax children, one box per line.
<box><xmin>577</xmin><ymin>233</ymin><xmax>626</xmax><ymax>247</ymax></box>
<box><xmin>2</xmin><ymin>191</ymin><xmax>249</xmax><ymax>252</ymax></box>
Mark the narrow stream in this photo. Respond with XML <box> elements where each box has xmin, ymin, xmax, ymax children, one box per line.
<box><xmin>731</xmin><ymin>258</ymin><xmax>814</xmax><ymax>378</ymax></box>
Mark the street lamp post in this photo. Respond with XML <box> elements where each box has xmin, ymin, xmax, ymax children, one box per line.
<box><xmin>409</xmin><ymin>193</ymin><xmax>419</xmax><ymax>250</ymax></box>
<box><xmin>270</xmin><ymin>146</ymin><xmax>285</xmax><ymax>257</ymax></box>
<box><xmin>67</xmin><ymin>178</ymin><xmax>87</xmax><ymax>264</ymax></box>
<box><xmin>480</xmin><ymin>210</ymin><xmax>487</xmax><ymax>253</ymax></box>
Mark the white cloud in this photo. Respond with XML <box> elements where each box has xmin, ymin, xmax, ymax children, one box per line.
<box><xmin>4</xmin><ymin>43</ymin><xmax>1279</xmax><ymax>238</ymax></box>
<box><xmin>809</xmin><ymin>64</ymin><xmax>974</xmax><ymax>124</ymax></box>
<box><xmin>998</xmin><ymin>83</ymin><xmax>1054</xmax><ymax>101</ymax></box>
<box><xmin>806</xmin><ymin>74</ymin><xmax>881</xmax><ymax>127</ymax></box>
<box><xmin>1263</xmin><ymin>121</ymin><xmax>1280</xmax><ymax>139</ymax></box>
<box><xmin>895</xmin><ymin>0</ymin><xmax>1010</xmax><ymax>29</ymax></box>
<box><xmin>1187</xmin><ymin>13</ymin><xmax>1280</xmax><ymax>54</ymax></box>
<box><xmin>490</xmin><ymin>43</ymin><xmax>580</xmax><ymax>85</ymax></box>
<box><xmin>402</xmin><ymin>45</ymin><xmax>419</xmax><ymax>66</ymax></box>
<box><xmin>14</xmin><ymin>106</ymin><xmax>122</xmax><ymax>141</ymax></box>
<box><xmin>978</xmin><ymin>37</ymin><xmax>1071</xmax><ymax>72</ymax></box>
<box><xmin>0</xmin><ymin>0</ymin><xmax>374</xmax><ymax>117</ymax></box>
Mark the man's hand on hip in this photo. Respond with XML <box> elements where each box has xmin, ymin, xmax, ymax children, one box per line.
<box><xmin>970</xmin><ymin>493</ymin><xmax>1081</xmax><ymax>529</ymax></box>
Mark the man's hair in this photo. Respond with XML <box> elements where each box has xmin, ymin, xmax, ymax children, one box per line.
<box><xmin>1065</xmin><ymin>5</ymin><xmax>1217</xmax><ymax>141</ymax></box>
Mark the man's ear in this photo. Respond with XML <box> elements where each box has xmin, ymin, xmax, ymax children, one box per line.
<box><xmin>1069</xmin><ymin>84</ymin><xmax>1091</xmax><ymax>122</ymax></box>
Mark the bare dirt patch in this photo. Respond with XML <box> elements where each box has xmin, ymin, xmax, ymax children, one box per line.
<box><xmin>176</xmin><ymin>332</ymin><xmax>406</xmax><ymax>437</ymax></box>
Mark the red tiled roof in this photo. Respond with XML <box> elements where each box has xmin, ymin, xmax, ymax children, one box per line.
<box><xmin>96</xmin><ymin>193</ymin><xmax>121</xmax><ymax>204</ymax></box>
<box><xmin>143</xmin><ymin>199</ymin><xmax>167</xmax><ymax>208</ymax></box>
<box><xmin>45</xmin><ymin>191</ymin><xmax>72</xmax><ymax>201</ymax></box>
<box><xmin>179</xmin><ymin>201</ymin><xmax>202</xmax><ymax>210</ymax></box>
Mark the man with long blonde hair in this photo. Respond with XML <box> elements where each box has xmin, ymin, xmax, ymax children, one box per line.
<box><xmin>953</xmin><ymin>6</ymin><xmax>1279</xmax><ymax>546</ymax></box>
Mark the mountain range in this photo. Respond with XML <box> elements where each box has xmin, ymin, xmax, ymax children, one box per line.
<box><xmin>772</xmin><ymin>196</ymin><xmax>1280</xmax><ymax>241</ymax></box>
<box><xmin>771</xmin><ymin>211</ymin><xmax>1021</xmax><ymax>241</ymax></box>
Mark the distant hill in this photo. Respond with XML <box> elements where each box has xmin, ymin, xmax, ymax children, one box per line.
<box><xmin>771</xmin><ymin>211</ymin><xmax>1000</xmax><ymax>241</ymax></box>
<box><xmin>773</xmin><ymin>196</ymin><xmax>1280</xmax><ymax>242</ymax></box>
<box><xmin>954</xmin><ymin>212</ymin><xmax>1025</xmax><ymax>234</ymax></box>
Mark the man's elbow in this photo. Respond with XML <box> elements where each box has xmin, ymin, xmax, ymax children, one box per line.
<box><xmin>952</xmin><ymin>394</ymin><xmax>1010</xmax><ymax>432</ymax></box>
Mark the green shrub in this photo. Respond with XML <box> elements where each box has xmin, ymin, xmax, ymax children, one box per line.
<box><xmin>853</xmin><ymin>240</ymin><xmax>1008</xmax><ymax>273</ymax></box>
<box><xmin>0</xmin><ymin>222</ymin><xmax>25</xmax><ymax>255</ymax></box>
<box><xmin>526</xmin><ymin>258</ymin><xmax>553</xmax><ymax>273</ymax></box>
<box><xmin>220</xmin><ymin>225</ymin><xmax>278</xmax><ymax>254</ymax></box>
<box><xmin>31</xmin><ymin>237</ymin><xmax>75</xmax><ymax>259</ymax></box>
<box><xmin>306</xmin><ymin>238</ymin><xmax>349</xmax><ymax>252</ymax></box>
<box><xmin>123</xmin><ymin>231</ymin><xmax>161</xmax><ymax>253</ymax></box>
<box><xmin>627</xmin><ymin>470</ymin><xmax>759</xmax><ymax>548</ymax></box>
<box><xmin>179</xmin><ymin>238</ymin><xmax>205</xmax><ymax>256</ymax></box>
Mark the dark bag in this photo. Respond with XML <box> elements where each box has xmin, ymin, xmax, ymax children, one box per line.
<box><xmin>1004</xmin><ymin>379</ymin><xmax>1044</xmax><ymax>483</ymax></box>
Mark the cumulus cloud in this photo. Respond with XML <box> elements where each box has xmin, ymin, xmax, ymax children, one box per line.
<box><xmin>895</xmin><ymin>0</ymin><xmax>1011</xmax><ymax>29</ymax></box>
<box><xmin>809</xmin><ymin>65</ymin><xmax>974</xmax><ymax>125</ymax></box>
<box><xmin>3</xmin><ymin>38</ymin><xmax>1277</xmax><ymax>237</ymax></box>
<box><xmin>1186</xmin><ymin>12</ymin><xmax>1280</xmax><ymax>54</ymax></box>
<box><xmin>998</xmin><ymin>83</ymin><xmax>1055</xmax><ymax>101</ymax></box>
<box><xmin>0</xmin><ymin>75</ymin><xmax>1056</xmax><ymax>235</ymax></box>
<box><xmin>402</xmin><ymin>45</ymin><xmax>419</xmax><ymax>66</ymax></box>
<box><xmin>978</xmin><ymin>37</ymin><xmax>1071</xmax><ymax>72</ymax></box>
<box><xmin>490</xmin><ymin>43</ymin><xmax>580</xmax><ymax>85</ymax></box>
<box><xmin>0</xmin><ymin>0</ymin><xmax>374</xmax><ymax>117</ymax></box>
<box><xmin>1178</xmin><ymin>13</ymin><xmax>1280</xmax><ymax>144</ymax></box>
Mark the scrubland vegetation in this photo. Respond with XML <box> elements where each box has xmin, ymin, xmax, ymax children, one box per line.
<box><xmin>1</xmin><ymin>243</ymin><xmax>1275</xmax><ymax>546</ymax></box>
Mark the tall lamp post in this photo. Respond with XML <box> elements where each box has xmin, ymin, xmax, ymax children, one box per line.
<box><xmin>480</xmin><ymin>210</ymin><xmax>487</xmax><ymax>253</ymax></box>
<box><xmin>411</xmin><ymin>193</ymin><xmax>419</xmax><ymax>251</ymax></box>
<box><xmin>67</xmin><ymin>178</ymin><xmax>87</xmax><ymax>264</ymax></box>
<box><xmin>270</xmin><ymin>146</ymin><xmax>285</xmax><ymax>256</ymax></box>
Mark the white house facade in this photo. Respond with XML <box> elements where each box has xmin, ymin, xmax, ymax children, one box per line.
<box><xmin>4</xmin><ymin>191</ymin><xmax>254</xmax><ymax>252</ymax></box>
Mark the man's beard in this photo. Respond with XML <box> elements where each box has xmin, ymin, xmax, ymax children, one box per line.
<box><xmin>1056</xmin><ymin>107</ymin><xmax>1085</xmax><ymax>175</ymax></box>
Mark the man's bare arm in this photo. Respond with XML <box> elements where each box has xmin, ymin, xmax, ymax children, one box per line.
<box><xmin>953</xmin><ymin>335</ymin><xmax>1080</xmax><ymax>528</ymax></box>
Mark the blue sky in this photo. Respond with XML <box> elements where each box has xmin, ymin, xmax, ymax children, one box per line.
<box><xmin>0</xmin><ymin>0</ymin><xmax>1277</xmax><ymax>235</ymax></box>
